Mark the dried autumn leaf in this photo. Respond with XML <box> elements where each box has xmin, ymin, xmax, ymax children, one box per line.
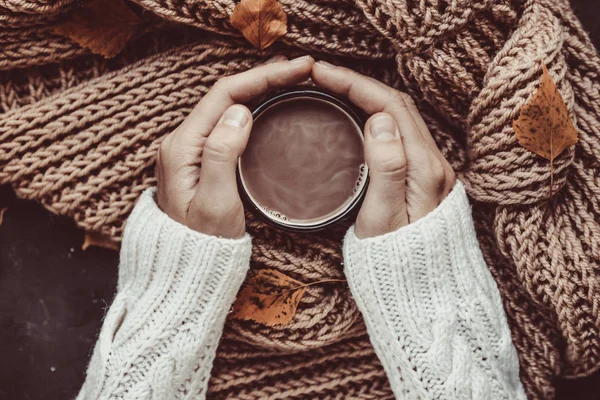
<box><xmin>513</xmin><ymin>64</ymin><xmax>578</xmax><ymax>191</ymax></box>
<box><xmin>232</xmin><ymin>268</ymin><xmax>305</xmax><ymax>326</ymax></box>
<box><xmin>52</xmin><ymin>0</ymin><xmax>140</xmax><ymax>59</ymax></box>
<box><xmin>230</xmin><ymin>0</ymin><xmax>287</xmax><ymax>50</ymax></box>
<box><xmin>82</xmin><ymin>231</ymin><xmax>120</xmax><ymax>251</ymax></box>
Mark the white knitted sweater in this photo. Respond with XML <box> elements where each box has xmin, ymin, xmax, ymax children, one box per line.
<box><xmin>78</xmin><ymin>181</ymin><xmax>526</xmax><ymax>399</ymax></box>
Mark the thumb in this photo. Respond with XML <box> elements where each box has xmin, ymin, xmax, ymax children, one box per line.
<box><xmin>355</xmin><ymin>112</ymin><xmax>409</xmax><ymax>238</ymax></box>
<box><xmin>188</xmin><ymin>104</ymin><xmax>252</xmax><ymax>237</ymax></box>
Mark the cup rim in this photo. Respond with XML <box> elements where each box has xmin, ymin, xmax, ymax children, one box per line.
<box><xmin>237</xmin><ymin>89</ymin><xmax>369</xmax><ymax>233</ymax></box>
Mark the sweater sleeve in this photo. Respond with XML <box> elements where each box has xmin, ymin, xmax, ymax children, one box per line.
<box><xmin>343</xmin><ymin>181</ymin><xmax>526</xmax><ymax>400</ymax></box>
<box><xmin>77</xmin><ymin>188</ymin><xmax>252</xmax><ymax>400</ymax></box>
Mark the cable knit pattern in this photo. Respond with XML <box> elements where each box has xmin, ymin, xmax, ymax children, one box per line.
<box><xmin>80</xmin><ymin>183</ymin><xmax>525</xmax><ymax>399</ymax></box>
<box><xmin>344</xmin><ymin>181</ymin><xmax>526</xmax><ymax>400</ymax></box>
<box><xmin>77</xmin><ymin>188</ymin><xmax>252</xmax><ymax>399</ymax></box>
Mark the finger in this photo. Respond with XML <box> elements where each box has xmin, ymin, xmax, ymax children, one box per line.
<box><xmin>196</xmin><ymin>104</ymin><xmax>251</xmax><ymax>192</ymax></box>
<box><xmin>313</xmin><ymin>62</ymin><xmax>452</xmax><ymax>168</ymax></box>
<box><xmin>264</xmin><ymin>55</ymin><xmax>288</xmax><ymax>64</ymax></box>
<box><xmin>174</xmin><ymin>55</ymin><xmax>314</xmax><ymax>150</ymax></box>
<box><xmin>312</xmin><ymin>61</ymin><xmax>455</xmax><ymax>206</ymax></box>
<box><xmin>355</xmin><ymin>113</ymin><xmax>409</xmax><ymax>238</ymax></box>
<box><xmin>400</xmin><ymin>93</ymin><xmax>456</xmax><ymax>195</ymax></box>
<box><xmin>312</xmin><ymin>61</ymin><xmax>430</xmax><ymax>156</ymax></box>
<box><xmin>312</xmin><ymin>62</ymin><xmax>447</xmax><ymax>155</ymax></box>
<box><xmin>188</xmin><ymin>104</ymin><xmax>251</xmax><ymax>231</ymax></box>
<box><xmin>312</xmin><ymin>61</ymin><xmax>399</xmax><ymax>114</ymax></box>
<box><xmin>249</xmin><ymin>55</ymin><xmax>291</xmax><ymax>108</ymax></box>
<box><xmin>399</xmin><ymin>93</ymin><xmax>446</xmax><ymax>161</ymax></box>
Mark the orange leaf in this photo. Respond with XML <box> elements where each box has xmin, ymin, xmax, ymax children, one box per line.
<box><xmin>513</xmin><ymin>64</ymin><xmax>578</xmax><ymax>161</ymax></box>
<box><xmin>52</xmin><ymin>0</ymin><xmax>140</xmax><ymax>59</ymax></box>
<box><xmin>231</xmin><ymin>268</ymin><xmax>305</xmax><ymax>326</ymax></box>
<box><xmin>82</xmin><ymin>231</ymin><xmax>120</xmax><ymax>251</ymax></box>
<box><xmin>230</xmin><ymin>0</ymin><xmax>287</xmax><ymax>50</ymax></box>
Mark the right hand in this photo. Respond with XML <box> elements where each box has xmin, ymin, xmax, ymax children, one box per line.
<box><xmin>311</xmin><ymin>62</ymin><xmax>456</xmax><ymax>238</ymax></box>
<box><xmin>155</xmin><ymin>55</ymin><xmax>314</xmax><ymax>238</ymax></box>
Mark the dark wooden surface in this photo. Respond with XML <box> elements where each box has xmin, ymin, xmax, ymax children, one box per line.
<box><xmin>0</xmin><ymin>2</ymin><xmax>598</xmax><ymax>398</ymax></box>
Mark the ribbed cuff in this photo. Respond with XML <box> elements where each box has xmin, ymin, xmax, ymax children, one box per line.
<box><xmin>343</xmin><ymin>180</ymin><xmax>506</xmax><ymax>329</ymax></box>
<box><xmin>80</xmin><ymin>188</ymin><xmax>253</xmax><ymax>399</ymax></box>
<box><xmin>343</xmin><ymin>180</ymin><xmax>493</xmax><ymax>298</ymax></box>
<box><xmin>114</xmin><ymin>188</ymin><xmax>252</xmax><ymax>343</ymax></box>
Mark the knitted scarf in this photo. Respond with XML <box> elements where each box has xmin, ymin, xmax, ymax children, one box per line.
<box><xmin>1</xmin><ymin>0</ymin><xmax>599</xmax><ymax>398</ymax></box>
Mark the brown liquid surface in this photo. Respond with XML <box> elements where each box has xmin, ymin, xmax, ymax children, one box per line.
<box><xmin>240</xmin><ymin>97</ymin><xmax>365</xmax><ymax>224</ymax></box>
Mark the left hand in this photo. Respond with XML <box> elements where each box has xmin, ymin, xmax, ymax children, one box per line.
<box><xmin>311</xmin><ymin>62</ymin><xmax>456</xmax><ymax>238</ymax></box>
<box><xmin>155</xmin><ymin>55</ymin><xmax>314</xmax><ymax>238</ymax></box>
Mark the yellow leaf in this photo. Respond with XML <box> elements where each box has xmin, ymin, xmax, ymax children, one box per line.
<box><xmin>52</xmin><ymin>0</ymin><xmax>140</xmax><ymax>59</ymax></box>
<box><xmin>231</xmin><ymin>268</ymin><xmax>305</xmax><ymax>326</ymax></box>
<box><xmin>82</xmin><ymin>231</ymin><xmax>120</xmax><ymax>251</ymax></box>
<box><xmin>513</xmin><ymin>64</ymin><xmax>578</xmax><ymax>161</ymax></box>
<box><xmin>230</xmin><ymin>0</ymin><xmax>288</xmax><ymax>50</ymax></box>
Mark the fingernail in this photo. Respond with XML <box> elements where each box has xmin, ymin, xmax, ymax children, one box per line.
<box><xmin>265</xmin><ymin>55</ymin><xmax>286</xmax><ymax>64</ymax></box>
<box><xmin>221</xmin><ymin>105</ymin><xmax>249</xmax><ymax>128</ymax></box>
<box><xmin>370</xmin><ymin>114</ymin><xmax>397</xmax><ymax>140</ymax></box>
<box><xmin>316</xmin><ymin>60</ymin><xmax>335</xmax><ymax>69</ymax></box>
<box><xmin>290</xmin><ymin>55</ymin><xmax>313</xmax><ymax>64</ymax></box>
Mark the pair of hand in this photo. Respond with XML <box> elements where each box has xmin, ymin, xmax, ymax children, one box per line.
<box><xmin>156</xmin><ymin>55</ymin><xmax>456</xmax><ymax>239</ymax></box>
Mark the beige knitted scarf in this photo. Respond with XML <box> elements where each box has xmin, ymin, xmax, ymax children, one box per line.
<box><xmin>1</xmin><ymin>0</ymin><xmax>599</xmax><ymax>398</ymax></box>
